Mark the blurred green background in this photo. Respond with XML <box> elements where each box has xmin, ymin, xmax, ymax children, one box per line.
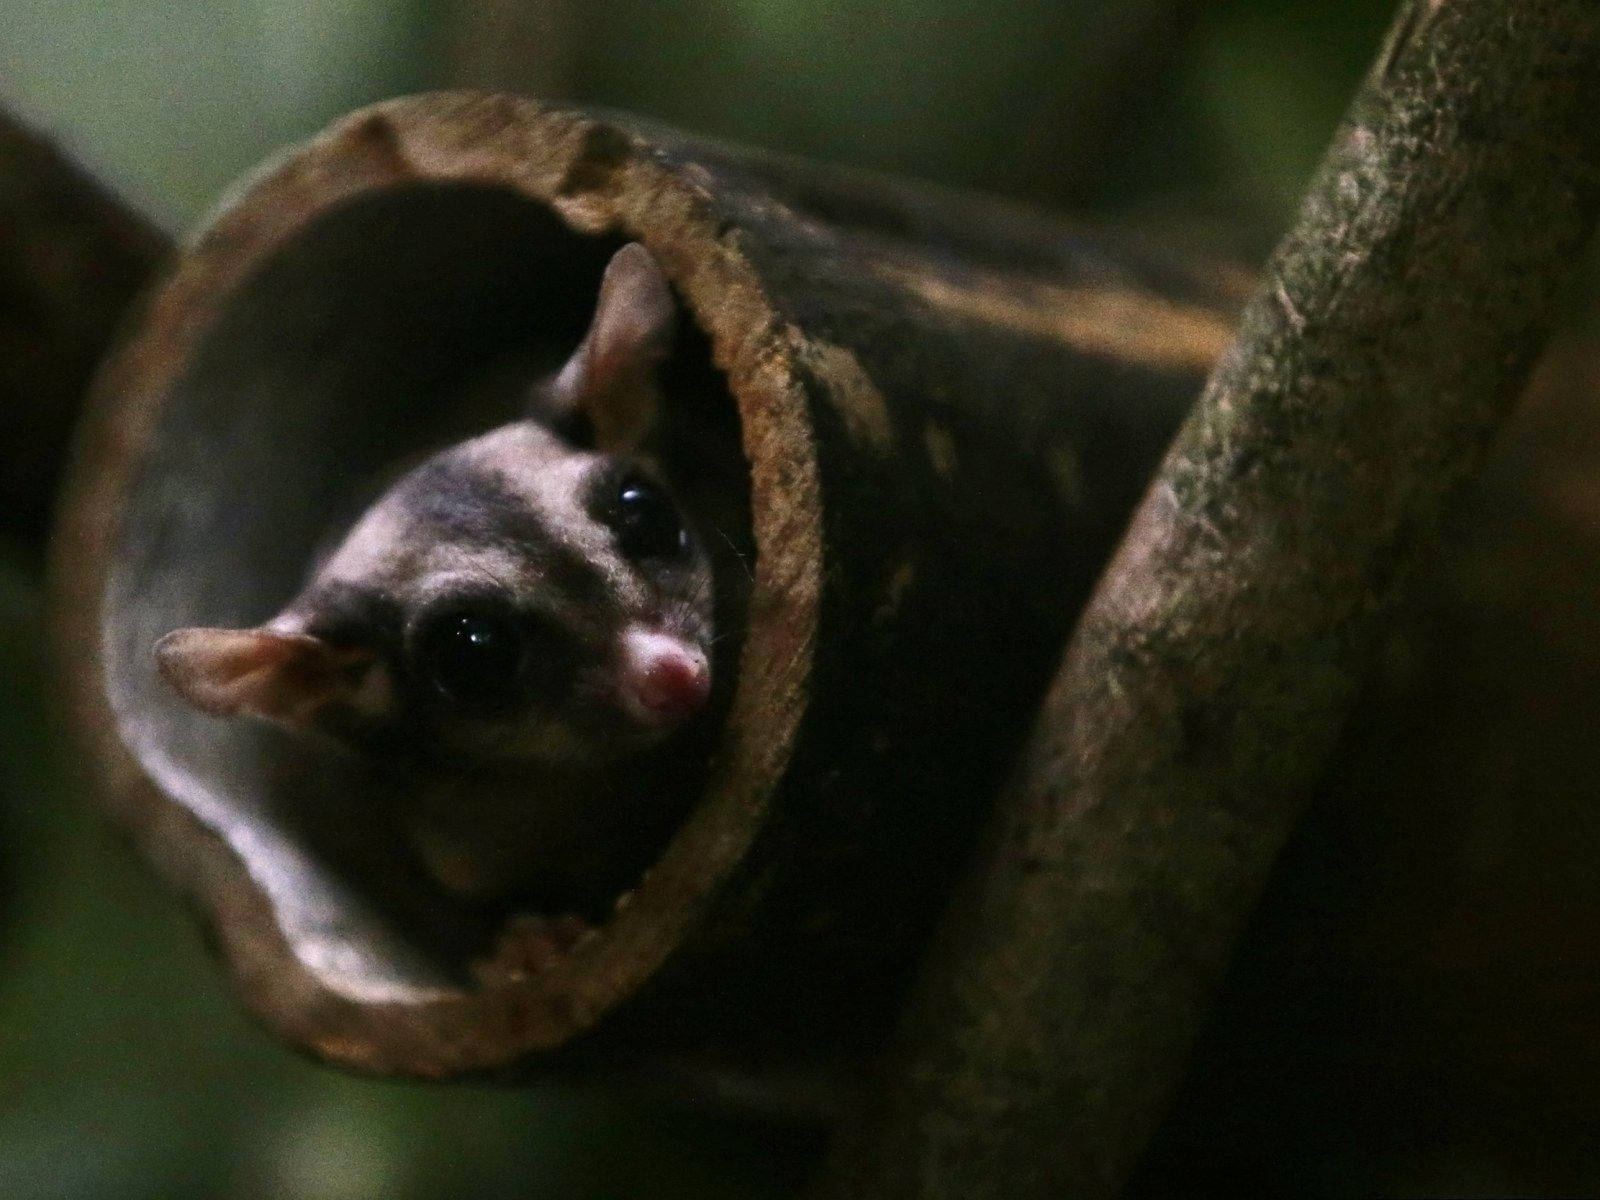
<box><xmin>0</xmin><ymin>0</ymin><xmax>1394</xmax><ymax>233</ymax></box>
<box><xmin>0</xmin><ymin>2</ymin><xmax>1414</xmax><ymax>1197</ymax></box>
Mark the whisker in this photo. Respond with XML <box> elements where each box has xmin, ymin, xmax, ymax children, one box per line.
<box><xmin>707</xmin><ymin>523</ymin><xmax>756</xmax><ymax>583</ymax></box>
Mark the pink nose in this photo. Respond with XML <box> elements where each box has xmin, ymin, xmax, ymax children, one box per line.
<box><xmin>618</xmin><ymin>627</ymin><xmax>711</xmax><ymax>727</ymax></box>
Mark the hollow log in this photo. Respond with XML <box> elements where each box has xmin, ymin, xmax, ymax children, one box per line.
<box><xmin>50</xmin><ymin>92</ymin><xmax>1246</xmax><ymax>1104</ymax></box>
<box><xmin>0</xmin><ymin>107</ymin><xmax>168</xmax><ymax>555</ymax></box>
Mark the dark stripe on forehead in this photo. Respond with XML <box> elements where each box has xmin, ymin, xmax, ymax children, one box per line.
<box><xmin>396</xmin><ymin>455</ymin><xmax>550</xmax><ymax>550</ymax></box>
<box><xmin>396</xmin><ymin>452</ymin><xmax>614</xmax><ymax>612</ymax></box>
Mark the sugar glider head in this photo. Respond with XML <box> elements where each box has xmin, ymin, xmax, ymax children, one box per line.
<box><xmin>156</xmin><ymin>243</ymin><xmax>717</xmax><ymax>768</ymax></box>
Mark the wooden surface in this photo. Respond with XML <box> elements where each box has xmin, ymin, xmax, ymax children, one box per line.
<box><xmin>22</xmin><ymin>74</ymin><xmax>1600</xmax><ymax>1196</ymax></box>
<box><xmin>1132</xmin><ymin>332</ymin><xmax>1600</xmax><ymax>1194</ymax></box>
<box><xmin>818</xmin><ymin>1</ymin><xmax>1600</xmax><ymax>1194</ymax></box>
<box><xmin>49</xmin><ymin>93</ymin><xmax>1237</xmax><ymax>1100</ymax></box>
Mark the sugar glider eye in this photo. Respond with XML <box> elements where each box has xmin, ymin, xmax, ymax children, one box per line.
<box><xmin>613</xmin><ymin>470</ymin><xmax>689</xmax><ymax>560</ymax></box>
<box><xmin>415</xmin><ymin>609</ymin><xmax>525</xmax><ymax>710</ymax></box>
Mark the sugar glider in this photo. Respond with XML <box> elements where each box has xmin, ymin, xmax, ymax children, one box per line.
<box><xmin>156</xmin><ymin>243</ymin><xmax>749</xmax><ymax>913</ymax></box>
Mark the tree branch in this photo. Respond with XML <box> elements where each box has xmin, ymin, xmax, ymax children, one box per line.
<box><xmin>817</xmin><ymin>2</ymin><xmax>1600</xmax><ymax>1197</ymax></box>
<box><xmin>0</xmin><ymin>108</ymin><xmax>167</xmax><ymax>556</ymax></box>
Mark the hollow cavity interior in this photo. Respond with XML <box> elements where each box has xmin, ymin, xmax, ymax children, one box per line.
<box><xmin>104</xmin><ymin>183</ymin><xmax>742</xmax><ymax>1004</ymax></box>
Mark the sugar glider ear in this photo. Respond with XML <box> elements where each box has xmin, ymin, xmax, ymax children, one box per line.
<box><xmin>154</xmin><ymin>626</ymin><xmax>372</xmax><ymax>728</ymax></box>
<box><xmin>543</xmin><ymin>242</ymin><xmax>678</xmax><ymax>452</ymax></box>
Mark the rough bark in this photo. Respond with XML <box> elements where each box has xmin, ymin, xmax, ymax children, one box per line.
<box><xmin>0</xmin><ymin>107</ymin><xmax>168</xmax><ymax>555</ymax></box>
<box><xmin>1131</xmin><ymin>331</ymin><xmax>1600</xmax><ymax>1194</ymax></box>
<box><xmin>816</xmin><ymin>2</ymin><xmax>1600</xmax><ymax>1197</ymax></box>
